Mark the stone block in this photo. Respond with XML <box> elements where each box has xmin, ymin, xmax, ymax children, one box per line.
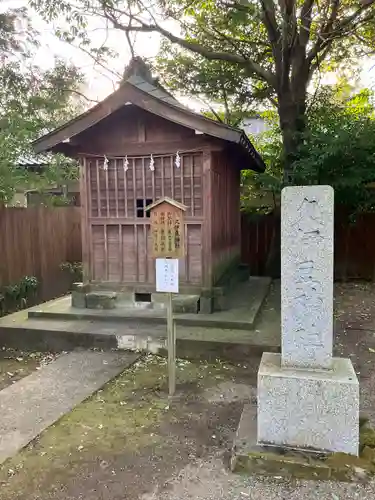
<box><xmin>281</xmin><ymin>185</ymin><xmax>334</xmax><ymax>369</ymax></box>
<box><xmin>172</xmin><ymin>295</ymin><xmax>200</xmax><ymax>314</ymax></box>
<box><xmin>199</xmin><ymin>295</ymin><xmax>213</xmax><ymax>314</ymax></box>
<box><xmin>71</xmin><ymin>290</ymin><xmax>86</xmax><ymax>309</ymax></box>
<box><xmin>257</xmin><ymin>352</ymin><xmax>359</xmax><ymax>455</ymax></box>
<box><xmin>86</xmin><ymin>291</ymin><xmax>117</xmax><ymax>310</ymax></box>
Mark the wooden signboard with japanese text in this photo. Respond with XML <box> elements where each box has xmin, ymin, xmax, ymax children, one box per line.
<box><xmin>149</xmin><ymin>198</ymin><xmax>186</xmax><ymax>259</ymax></box>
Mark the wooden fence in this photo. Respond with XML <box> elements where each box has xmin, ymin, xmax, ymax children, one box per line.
<box><xmin>0</xmin><ymin>207</ymin><xmax>82</xmax><ymax>301</ymax></box>
<box><xmin>2</xmin><ymin>207</ymin><xmax>375</xmax><ymax>302</ymax></box>
<box><xmin>241</xmin><ymin>210</ymin><xmax>375</xmax><ymax>280</ymax></box>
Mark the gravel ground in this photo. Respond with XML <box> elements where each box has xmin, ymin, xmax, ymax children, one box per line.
<box><xmin>142</xmin><ymin>456</ymin><xmax>375</xmax><ymax>500</ymax></box>
<box><xmin>141</xmin><ymin>282</ymin><xmax>375</xmax><ymax>500</ymax></box>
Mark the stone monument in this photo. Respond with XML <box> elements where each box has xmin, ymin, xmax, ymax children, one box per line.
<box><xmin>257</xmin><ymin>185</ymin><xmax>359</xmax><ymax>455</ymax></box>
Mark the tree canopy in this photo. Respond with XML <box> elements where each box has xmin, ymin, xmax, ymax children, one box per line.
<box><xmin>31</xmin><ymin>0</ymin><xmax>375</xmax><ymax>178</ymax></box>
<box><xmin>0</xmin><ymin>7</ymin><xmax>85</xmax><ymax>204</ymax></box>
<box><xmin>242</xmin><ymin>85</ymin><xmax>375</xmax><ymax>213</ymax></box>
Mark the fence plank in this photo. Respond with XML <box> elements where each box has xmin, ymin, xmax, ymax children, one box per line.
<box><xmin>241</xmin><ymin>209</ymin><xmax>375</xmax><ymax>281</ymax></box>
<box><xmin>0</xmin><ymin>207</ymin><xmax>82</xmax><ymax>301</ymax></box>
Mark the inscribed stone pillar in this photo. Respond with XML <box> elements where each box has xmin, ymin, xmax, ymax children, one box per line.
<box><xmin>257</xmin><ymin>185</ymin><xmax>359</xmax><ymax>456</ymax></box>
<box><xmin>281</xmin><ymin>186</ymin><xmax>333</xmax><ymax>369</ymax></box>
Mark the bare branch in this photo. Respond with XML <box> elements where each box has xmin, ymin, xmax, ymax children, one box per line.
<box><xmin>259</xmin><ymin>0</ymin><xmax>282</xmax><ymax>76</ymax></box>
<box><xmin>51</xmin><ymin>88</ymin><xmax>99</xmax><ymax>105</ymax></box>
<box><xmin>100</xmin><ymin>4</ymin><xmax>276</xmax><ymax>86</ymax></box>
<box><xmin>298</xmin><ymin>0</ymin><xmax>315</xmax><ymax>48</ymax></box>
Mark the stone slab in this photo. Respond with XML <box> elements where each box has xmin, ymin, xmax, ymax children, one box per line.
<box><xmin>86</xmin><ymin>291</ymin><xmax>117</xmax><ymax>309</ymax></box>
<box><xmin>257</xmin><ymin>352</ymin><xmax>359</xmax><ymax>455</ymax></box>
<box><xmin>231</xmin><ymin>404</ymin><xmax>373</xmax><ymax>482</ymax></box>
<box><xmin>281</xmin><ymin>186</ymin><xmax>334</xmax><ymax>369</ymax></box>
<box><xmin>0</xmin><ymin>350</ymin><xmax>139</xmax><ymax>465</ymax></box>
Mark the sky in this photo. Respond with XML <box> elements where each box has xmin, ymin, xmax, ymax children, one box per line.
<box><xmin>3</xmin><ymin>0</ymin><xmax>375</xmax><ymax>107</ymax></box>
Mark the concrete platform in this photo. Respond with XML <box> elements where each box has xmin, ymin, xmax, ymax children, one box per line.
<box><xmin>0</xmin><ymin>280</ymin><xmax>280</xmax><ymax>361</ymax></box>
<box><xmin>29</xmin><ymin>277</ymin><xmax>272</xmax><ymax>331</ymax></box>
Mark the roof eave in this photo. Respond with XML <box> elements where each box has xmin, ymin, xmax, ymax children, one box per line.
<box><xmin>31</xmin><ymin>81</ymin><xmax>266</xmax><ymax>173</ymax></box>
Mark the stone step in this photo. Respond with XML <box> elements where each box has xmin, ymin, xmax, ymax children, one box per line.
<box><xmin>0</xmin><ymin>316</ymin><xmax>280</xmax><ymax>363</ymax></box>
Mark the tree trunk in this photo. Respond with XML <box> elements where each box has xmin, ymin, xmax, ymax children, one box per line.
<box><xmin>278</xmin><ymin>95</ymin><xmax>306</xmax><ymax>184</ymax></box>
<box><xmin>263</xmin><ymin>88</ymin><xmax>308</xmax><ymax>277</ymax></box>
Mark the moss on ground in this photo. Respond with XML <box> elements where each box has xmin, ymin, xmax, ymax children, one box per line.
<box><xmin>0</xmin><ymin>349</ymin><xmax>57</xmax><ymax>390</ymax></box>
<box><xmin>0</xmin><ymin>354</ymin><xmax>239</xmax><ymax>497</ymax></box>
<box><xmin>360</xmin><ymin>427</ymin><xmax>375</xmax><ymax>449</ymax></box>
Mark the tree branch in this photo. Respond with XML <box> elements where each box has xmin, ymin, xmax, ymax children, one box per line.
<box><xmin>308</xmin><ymin>0</ymin><xmax>375</xmax><ymax>62</ymax></box>
<box><xmin>259</xmin><ymin>0</ymin><xmax>283</xmax><ymax>81</ymax></box>
<box><xmin>279</xmin><ymin>0</ymin><xmax>298</xmax><ymax>91</ymax></box>
<box><xmin>101</xmin><ymin>5</ymin><xmax>276</xmax><ymax>86</ymax></box>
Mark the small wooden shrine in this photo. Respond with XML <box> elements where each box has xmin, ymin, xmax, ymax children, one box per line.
<box><xmin>33</xmin><ymin>58</ymin><xmax>265</xmax><ymax>310</ymax></box>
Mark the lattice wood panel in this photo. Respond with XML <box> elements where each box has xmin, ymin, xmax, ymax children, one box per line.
<box><xmin>88</xmin><ymin>153</ymin><xmax>203</xmax><ymax>218</ymax></box>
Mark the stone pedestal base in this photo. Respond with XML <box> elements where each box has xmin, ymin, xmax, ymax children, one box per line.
<box><xmin>257</xmin><ymin>353</ymin><xmax>359</xmax><ymax>455</ymax></box>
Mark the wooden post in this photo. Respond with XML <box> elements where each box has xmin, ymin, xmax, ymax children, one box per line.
<box><xmin>146</xmin><ymin>196</ymin><xmax>187</xmax><ymax>399</ymax></box>
<box><xmin>167</xmin><ymin>290</ymin><xmax>176</xmax><ymax>397</ymax></box>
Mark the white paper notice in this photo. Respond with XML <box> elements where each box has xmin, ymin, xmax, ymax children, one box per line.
<box><xmin>155</xmin><ymin>258</ymin><xmax>179</xmax><ymax>293</ymax></box>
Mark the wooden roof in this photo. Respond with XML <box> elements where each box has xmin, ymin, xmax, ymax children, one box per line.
<box><xmin>145</xmin><ymin>197</ymin><xmax>188</xmax><ymax>212</ymax></box>
<box><xmin>32</xmin><ymin>58</ymin><xmax>266</xmax><ymax>172</ymax></box>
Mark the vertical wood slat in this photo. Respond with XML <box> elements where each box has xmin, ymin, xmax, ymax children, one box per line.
<box><xmin>142</xmin><ymin>157</ymin><xmax>146</xmax><ymax>202</ymax></box>
<box><xmin>190</xmin><ymin>155</ymin><xmax>195</xmax><ymax>216</ymax></box>
<box><xmin>144</xmin><ymin>223</ymin><xmax>148</xmax><ymax>282</ymax></box>
<box><xmin>202</xmin><ymin>150</ymin><xmax>212</xmax><ymax>287</ymax></box>
<box><xmin>96</xmin><ymin>159</ymin><xmax>101</xmax><ymax>217</ymax></box>
<box><xmin>171</xmin><ymin>155</ymin><xmax>175</xmax><ymax>199</ymax></box>
<box><xmin>152</xmin><ymin>162</ymin><xmax>155</xmax><ymax>202</ymax></box>
<box><xmin>185</xmin><ymin>222</ymin><xmax>190</xmax><ymax>282</ymax></box>
<box><xmin>134</xmin><ymin>223</ymin><xmax>139</xmax><ymax>282</ymax></box>
<box><xmin>114</xmin><ymin>158</ymin><xmax>119</xmax><ymax>217</ymax></box>
<box><xmin>105</xmin><ymin>160</ymin><xmax>110</xmax><ymax>217</ymax></box>
<box><xmin>132</xmin><ymin>157</ymin><xmax>137</xmax><ymax>217</ymax></box>
<box><xmin>124</xmin><ymin>158</ymin><xmax>128</xmax><ymax>218</ymax></box>
<box><xmin>119</xmin><ymin>224</ymin><xmax>123</xmax><ymax>281</ymax></box>
<box><xmin>161</xmin><ymin>156</ymin><xmax>165</xmax><ymax>197</ymax></box>
<box><xmin>180</xmin><ymin>154</ymin><xmax>184</xmax><ymax>204</ymax></box>
<box><xmin>80</xmin><ymin>157</ymin><xmax>90</xmax><ymax>282</ymax></box>
<box><xmin>87</xmin><ymin>159</ymin><xmax>93</xmax><ymax>279</ymax></box>
<box><xmin>104</xmin><ymin>225</ymin><xmax>108</xmax><ymax>280</ymax></box>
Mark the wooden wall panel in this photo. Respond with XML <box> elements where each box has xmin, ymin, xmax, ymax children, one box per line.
<box><xmin>91</xmin><ymin>225</ymin><xmax>105</xmax><ymax>281</ymax></box>
<box><xmin>211</xmin><ymin>151</ymin><xmax>241</xmax><ymax>281</ymax></box>
<box><xmin>107</xmin><ymin>225</ymin><xmax>121</xmax><ymax>281</ymax></box>
<box><xmin>186</xmin><ymin>225</ymin><xmax>202</xmax><ymax>284</ymax></box>
<box><xmin>77</xmin><ymin>107</ymin><xmax>196</xmax><ymax>154</ymax></box>
<box><xmin>122</xmin><ymin>226</ymin><xmax>136</xmax><ymax>282</ymax></box>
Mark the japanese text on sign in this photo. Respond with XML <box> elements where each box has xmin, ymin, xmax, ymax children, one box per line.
<box><xmin>155</xmin><ymin>258</ymin><xmax>179</xmax><ymax>293</ymax></box>
<box><xmin>150</xmin><ymin>205</ymin><xmax>185</xmax><ymax>258</ymax></box>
